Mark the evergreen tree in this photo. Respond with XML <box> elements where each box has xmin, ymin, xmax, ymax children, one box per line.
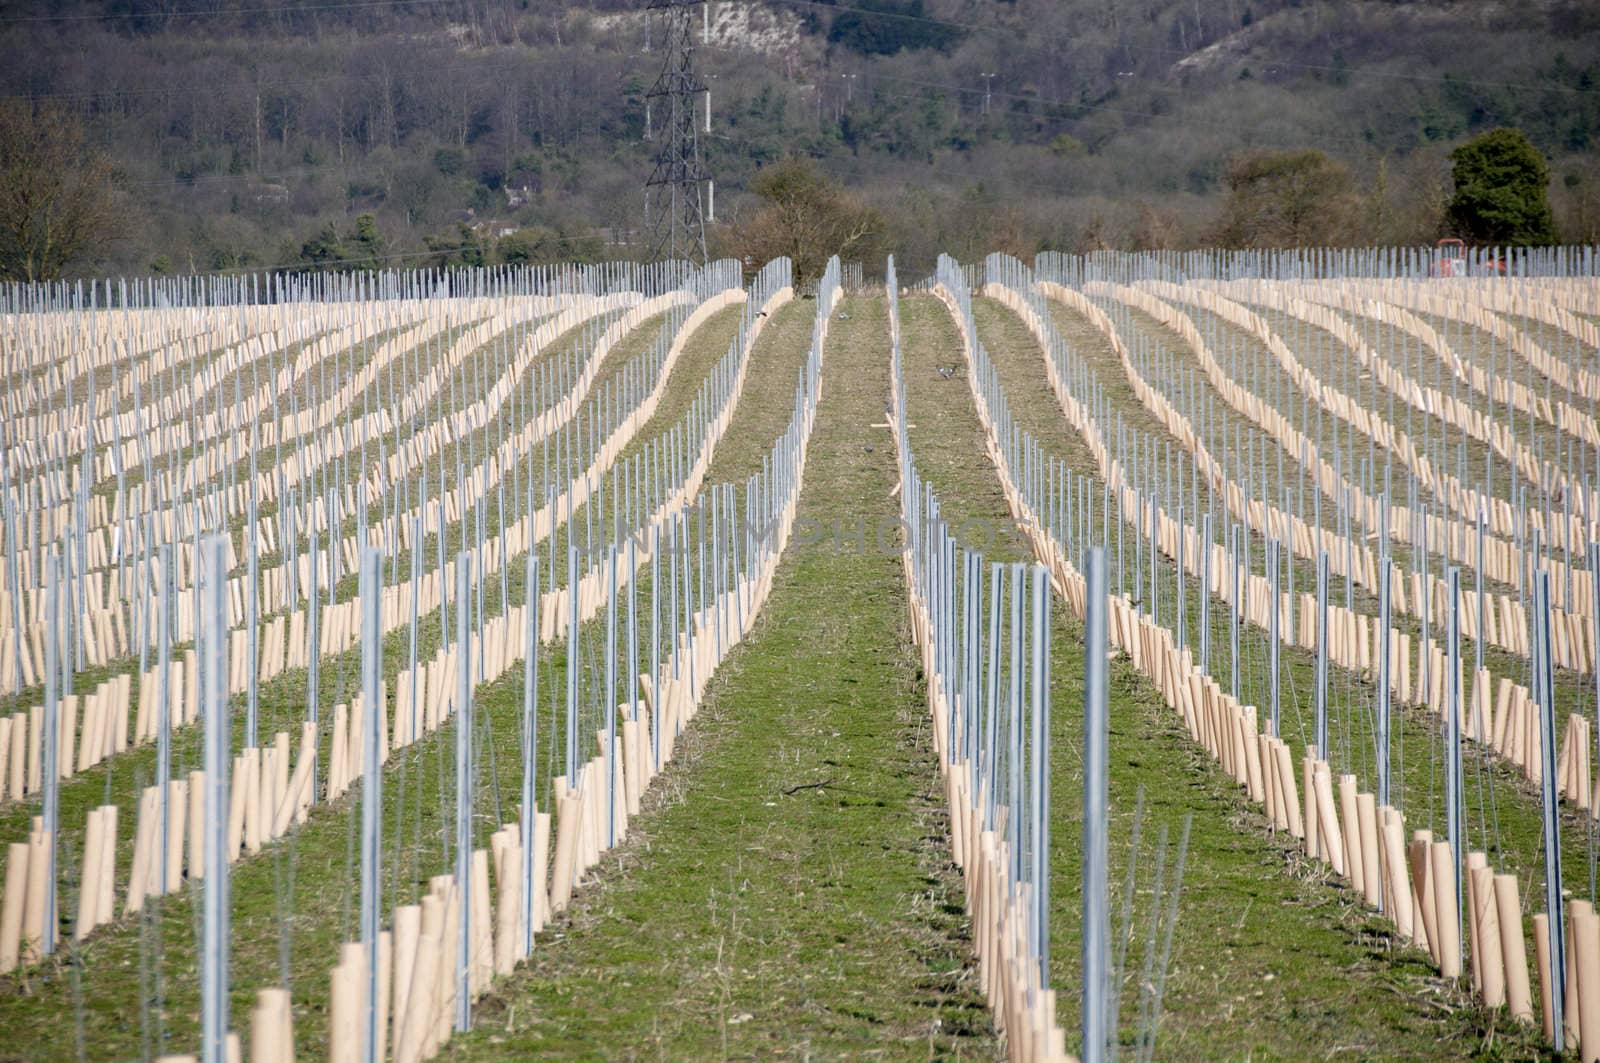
<box><xmin>1447</xmin><ymin>128</ymin><xmax>1557</xmax><ymax>245</ymax></box>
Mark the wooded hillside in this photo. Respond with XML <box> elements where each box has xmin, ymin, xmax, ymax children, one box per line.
<box><xmin>2</xmin><ymin>0</ymin><xmax>1598</xmax><ymax>275</ymax></box>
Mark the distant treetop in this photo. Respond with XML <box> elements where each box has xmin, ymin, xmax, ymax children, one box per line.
<box><xmin>1447</xmin><ymin>128</ymin><xmax>1558</xmax><ymax>246</ymax></box>
<box><xmin>820</xmin><ymin>0</ymin><xmax>964</xmax><ymax>57</ymax></box>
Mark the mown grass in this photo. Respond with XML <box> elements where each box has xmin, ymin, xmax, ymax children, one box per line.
<box><xmin>0</xmin><ymin>301</ymin><xmax>756</xmax><ymax>1061</ymax></box>
<box><xmin>1171</xmin><ymin>295</ymin><xmax>1527</xmax><ymax>519</ymax></box>
<box><xmin>0</xmin><ymin>307</ymin><xmax>627</xmax><ymax>890</ymax></box>
<box><xmin>897</xmin><ymin>290</ymin><xmax>1548</xmax><ymax>1059</ymax></box>
<box><xmin>3</xmin><ymin>284</ymin><xmax>1578</xmax><ymax>1062</ymax></box>
<box><xmin>700</xmin><ymin>299</ymin><xmax>818</xmax><ymax>489</ymax></box>
<box><xmin>1237</xmin><ymin>298</ymin><xmax>1572</xmax><ymax>492</ymax></box>
<box><xmin>447</xmin><ymin>294</ymin><xmax>1002</xmax><ymax>1059</ymax></box>
<box><xmin>0</xmin><ymin>311</ymin><xmax>543</xmax><ymax>721</ymax></box>
<box><xmin>1041</xmin><ymin>292</ymin><xmax>1600</xmax><ymax>899</ymax></box>
<box><xmin>548</xmin><ymin>302</ymin><xmax>747</xmax><ymax>566</ymax></box>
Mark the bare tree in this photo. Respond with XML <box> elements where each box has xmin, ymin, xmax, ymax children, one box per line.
<box><xmin>0</xmin><ymin>102</ymin><xmax>124</xmax><ymax>282</ymax></box>
<box><xmin>1213</xmin><ymin>148</ymin><xmax>1357</xmax><ymax>248</ymax></box>
<box><xmin>728</xmin><ymin>158</ymin><xmax>883</xmax><ymax>287</ymax></box>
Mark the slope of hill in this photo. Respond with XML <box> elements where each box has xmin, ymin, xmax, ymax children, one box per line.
<box><xmin>1</xmin><ymin>0</ymin><xmax>1597</xmax><ymax>275</ymax></box>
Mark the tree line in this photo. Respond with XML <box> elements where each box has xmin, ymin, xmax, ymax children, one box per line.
<box><xmin>2</xmin><ymin>93</ymin><xmax>1571</xmax><ymax>287</ymax></box>
<box><xmin>0</xmin><ymin>0</ymin><xmax>1595</xmax><ymax>280</ymax></box>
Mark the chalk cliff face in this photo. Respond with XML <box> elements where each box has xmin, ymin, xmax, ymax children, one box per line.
<box><xmin>1</xmin><ymin>0</ymin><xmax>1596</xmax><ymax>277</ymax></box>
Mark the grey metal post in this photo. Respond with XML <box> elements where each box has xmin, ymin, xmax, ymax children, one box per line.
<box><xmin>1593</xmin><ymin>542</ymin><xmax>1600</xmax><ymax>823</ymax></box>
<box><xmin>309</xmin><ymin>528</ymin><xmax>320</xmax><ymax>737</ymax></box>
<box><xmin>454</xmin><ymin>554</ymin><xmax>473</xmax><ymax>1032</ymax></box>
<box><xmin>1175</xmin><ymin>505</ymin><xmax>1184</xmax><ymax>655</ymax></box>
<box><xmin>1476</xmin><ymin>509</ymin><xmax>1486</xmax><ymax>679</ymax></box>
<box><xmin>605</xmin><ymin>543</ymin><xmax>618</xmax><ymax>850</ymax></box>
<box><xmin>985</xmin><ymin>564</ymin><xmax>1002</xmax><ymax>831</ymax></box>
<box><xmin>652</xmin><ymin>524</ymin><xmax>662</xmax><ymax>772</ymax></box>
<box><xmin>710</xmin><ymin>492</ymin><xmax>723</xmax><ymax>663</ymax></box>
<box><xmin>201</xmin><ymin>533</ymin><xmax>230</xmax><ymax>1063</ymax></box>
<box><xmin>65</xmin><ymin>521</ymin><xmax>77</xmax><ymax>696</ymax></box>
<box><xmin>360</xmin><ymin>545</ymin><xmax>382</xmax><ymax>1063</ymax></box>
<box><xmin>4</xmin><ymin>496</ymin><xmax>20</xmax><ymax>694</ymax></box>
<box><xmin>410</xmin><ymin>513</ymin><xmax>422</xmax><ymax>744</ymax></box>
<box><xmin>671</xmin><ymin>508</ymin><xmax>684</xmax><ymax>740</ymax></box>
<box><xmin>627</xmin><ymin>533</ymin><xmax>639</xmax><ymax>768</ymax></box>
<box><xmin>1030</xmin><ymin>563</ymin><xmax>1050</xmax><ymax>985</ymax></box>
<box><xmin>1082</xmin><ymin>547</ymin><xmax>1109</xmax><ymax>1063</ymax></box>
<box><xmin>247</xmin><ymin>491</ymin><xmax>259</xmax><ymax>749</ymax></box>
<box><xmin>436</xmin><ymin>487</ymin><xmax>449</xmax><ymax>645</ymax></box>
<box><xmin>1285</xmin><ymin>495</ymin><xmax>1295</xmax><ymax>661</ymax></box>
<box><xmin>521</xmin><ymin>548</ymin><xmax>539</xmax><ymax>959</ymax></box>
<box><xmin>566</xmin><ymin>545</ymin><xmax>579</xmax><ymax>782</ymax></box>
<box><xmin>1008</xmin><ymin>561</ymin><xmax>1024</xmax><ymax>885</ymax></box>
<box><xmin>1420</xmin><ymin>502</ymin><xmax>1433</xmax><ymax>701</ymax></box>
<box><xmin>1199</xmin><ymin>513</ymin><xmax>1211</xmax><ymax>676</ymax></box>
<box><xmin>42</xmin><ymin>553</ymin><xmax>59</xmax><ymax>957</ymax></box>
<box><xmin>157</xmin><ymin>544</ymin><xmax>172</xmax><ymax>894</ymax></box>
<box><xmin>1230</xmin><ymin>524</ymin><xmax>1241</xmax><ymax>702</ymax></box>
<box><xmin>1445</xmin><ymin>567</ymin><xmax>1463</xmax><ymax>973</ymax></box>
<box><xmin>1133</xmin><ymin>483</ymin><xmax>1143</xmax><ymax>610</ymax></box>
<box><xmin>1315</xmin><ymin>550</ymin><xmax>1329</xmax><ymax>759</ymax></box>
<box><xmin>499</xmin><ymin>483</ymin><xmax>510</xmax><ymax>616</ymax></box>
<box><xmin>1268</xmin><ymin>539</ymin><xmax>1280</xmax><ymax>737</ymax></box>
<box><xmin>1117</xmin><ymin>481</ymin><xmax>1124</xmax><ymax>598</ymax></box>
<box><xmin>1378</xmin><ymin>558</ymin><xmax>1392</xmax><ymax>809</ymax></box>
<box><xmin>475</xmin><ymin>495</ymin><xmax>486</xmax><ymax>682</ymax></box>
<box><xmin>74</xmin><ymin>494</ymin><xmax>86</xmax><ymax>675</ymax></box>
<box><xmin>686</xmin><ymin>507</ymin><xmax>699</xmax><ymax>712</ymax></box>
<box><xmin>1148</xmin><ymin>495</ymin><xmax>1158</xmax><ymax>623</ymax></box>
<box><xmin>963</xmin><ymin>551</ymin><xmax>978</xmax><ymax>778</ymax></box>
<box><xmin>283</xmin><ymin>488</ymin><xmax>296</xmax><ymax>609</ymax></box>
<box><xmin>1536</xmin><ymin>571</ymin><xmax>1565</xmax><ymax>1040</ymax></box>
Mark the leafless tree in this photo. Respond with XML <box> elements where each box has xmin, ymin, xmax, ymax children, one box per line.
<box><xmin>0</xmin><ymin>101</ymin><xmax>125</xmax><ymax>282</ymax></box>
<box><xmin>729</xmin><ymin>158</ymin><xmax>883</xmax><ymax>287</ymax></box>
<box><xmin>1213</xmin><ymin>148</ymin><xmax>1357</xmax><ymax>248</ymax></box>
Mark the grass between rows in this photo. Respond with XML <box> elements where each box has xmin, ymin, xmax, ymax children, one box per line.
<box><xmin>447</xmin><ymin>294</ymin><xmax>1002</xmax><ymax>1059</ymax></box>
<box><xmin>0</xmin><ymin>299</ymin><xmax>763</xmax><ymax>1060</ymax></box>
<box><xmin>0</xmin><ymin>308</ymin><xmax>645</xmax><ymax>904</ymax></box>
<box><xmin>899</xmin><ymin>291</ymin><xmax>1541</xmax><ymax>1059</ymax></box>
<box><xmin>1041</xmin><ymin>291</ymin><xmax>1600</xmax><ymax>896</ymax></box>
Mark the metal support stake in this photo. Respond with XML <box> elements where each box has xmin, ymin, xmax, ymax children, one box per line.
<box><xmin>454</xmin><ymin>554</ymin><xmax>473</xmax><ymax>1032</ymax></box>
<box><xmin>1199</xmin><ymin>513</ymin><xmax>1211</xmax><ymax>676</ymax></box>
<box><xmin>1315</xmin><ymin>550</ymin><xmax>1329</xmax><ymax>759</ymax></box>
<box><xmin>1445</xmin><ymin>567</ymin><xmax>1463</xmax><ymax>973</ymax></box>
<box><xmin>521</xmin><ymin>549</ymin><xmax>540</xmax><ymax>960</ymax></box>
<box><xmin>42</xmin><ymin>554</ymin><xmax>59</xmax><ymax>957</ymax></box>
<box><xmin>1230</xmin><ymin>524</ymin><xmax>1241</xmax><ymax>702</ymax></box>
<box><xmin>605</xmin><ymin>544</ymin><xmax>618</xmax><ymax>850</ymax></box>
<box><xmin>246</xmin><ymin>492</ymin><xmax>259</xmax><ymax>748</ymax></box>
<box><xmin>1378</xmin><ymin>557</ymin><xmax>1392</xmax><ymax>809</ymax></box>
<box><xmin>1175</xmin><ymin>506</ymin><xmax>1184</xmax><ymax>655</ymax></box>
<box><xmin>1030</xmin><ymin>563</ymin><xmax>1050</xmax><ymax>986</ymax></box>
<box><xmin>1536</xmin><ymin>572</ymin><xmax>1566</xmax><ymax>1042</ymax></box>
<box><xmin>1268</xmin><ymin>539</ymin><xmax>1280</xmax><ymax>738</ymax></box>
<box><xmin>200</xmin><ymin>534</ymin><xmax>230</xmax><ymax>1063</ymax></box>
<box><xmin>1082</xmin><ymin>547</ymin><xmax>1109</xmax><ymax>1063</ymax></box>
<box><xmin>359</xmin><ymin>546</ymin><xmax>382</xmax><ymax>1063</ymax></box>
<box><xmin>309</xmin><ymin>528</ymin><xmax>320</xmax><ymax>740</ymax></box>
<box><xmin>157</xmin><ymin>545</ymin><xmax>172</xmax><ymax>895</ymax></box>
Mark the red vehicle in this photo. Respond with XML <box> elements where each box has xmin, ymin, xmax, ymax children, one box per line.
<box><xmin>1432</xmin><ymin>238</ymin><xmax>1467</xmax><ymax>277</ymax></box>
<box><xmin>1431</xmin><ymin>238</ymin><xmax>1507</xmax><ymax>277</ymax></box>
